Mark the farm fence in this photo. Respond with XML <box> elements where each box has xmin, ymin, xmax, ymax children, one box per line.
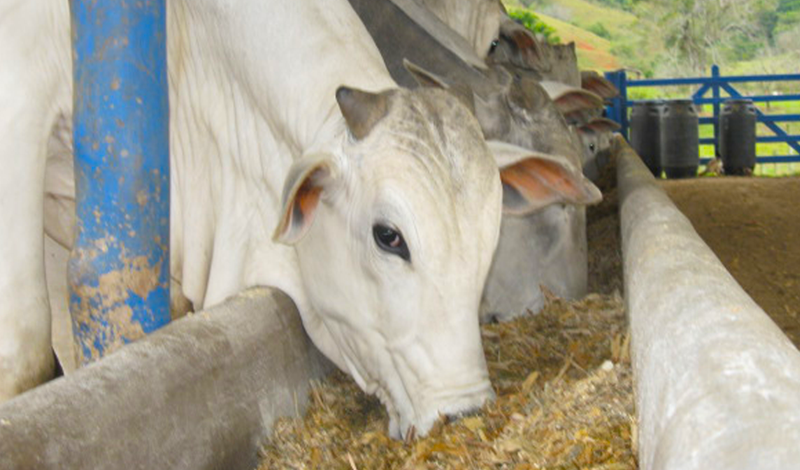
<box><xmin>605</xmin><ymin>65</ymin><xmax>800</xmax><ymax>164</ymax></box>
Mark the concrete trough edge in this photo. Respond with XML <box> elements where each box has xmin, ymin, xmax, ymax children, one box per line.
<box><xmin>0</xmin><ymin>287</ymin><xmax>332</xmax><ymax>470</ymax></box>
<box><xmin>615</xmin><ymin>135</ymin><xmax>800</xmax><ymax>470</ymax></box>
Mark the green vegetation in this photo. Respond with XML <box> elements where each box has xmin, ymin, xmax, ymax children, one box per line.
<box><xmin>505</xmin><ymin>0</ymin><xmax>800</xmax><ymax>77</ymax></box>
<box><xmin>531</xmin><ymin>12</ymin><xmax>621</xmax><ymax>69</ymax></box>
<box><xmin>505</xmin><ymin>0</ymin><xmax>658</xmax><ymax>74</ymax></box>
<box><xmin>506</xmin><ymin>8</ymin><xmax>560</xmax><ymax>43</ymax></box>
<box><xmin>591</xmin><ymin>0</ymin><xmax>637</xmax><ymax>9</ymax></box>
<box><xmin>587</xmin><ymin>22</ymin><xmax>611</xmax><ymax>39</ymax></box>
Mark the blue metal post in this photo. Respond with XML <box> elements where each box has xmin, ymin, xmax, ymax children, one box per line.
<box><xmin>712</xmin><ymin>65</ymin><xmax>721</xmax><ymax>158</ymax></box>
<box><xmin>605</xmin><ymin>69</ymin><xmax>628</xmax><ymax>139</ymax></box>
<box><xmin>70</xmin><ymin>0</ymin><xmax>170</xmax><ymax>364</ymax></box>
<box><xmin>619</xmin><ymin>70</ymin><xmax>629</xmax><ymax>139</ymax></box>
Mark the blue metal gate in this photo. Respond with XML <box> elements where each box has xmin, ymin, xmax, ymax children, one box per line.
<box><xmin>605</xmin><ymin>65</ymin><xmax>800</xmax><ymax>164</ymax></box>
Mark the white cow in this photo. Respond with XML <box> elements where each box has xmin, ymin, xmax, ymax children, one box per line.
<box><xmin>350</xmin><ymin>0</ymin><xmax>603</xmax><ymax>320</ymax></box>
<box><xmin>395</xmin><ymin>0</ymin><xmax>578</xmax><ymax>84</ymax></box>
<box><xmin>0</xmin><ymin>0</ymin><xmax>600</xmax><ymax>437</ymax></box>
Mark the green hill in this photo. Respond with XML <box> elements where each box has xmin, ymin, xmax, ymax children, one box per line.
<box><xmin>518</xmin><ymin>0</ymin><xmax>638</xmax><ymax>33</ymax></box>
<box><xmin>533</xmin><ymin>12</ymin><xmax>622</xmax><ymax>71</ymax></box>
<box><xmin>503</xmin><ymin>0</ymin><xmax>641</xmax><ymax>72</ymax></box>
<box><xmin>504</xmin><ymin>0</ymin><xmax>800</xmax><ymax>77</ymax></box>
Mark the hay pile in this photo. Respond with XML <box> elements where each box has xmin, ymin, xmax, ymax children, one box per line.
<box><xmin>258</xmin><ymin>292</ymin><xmax>635</xmax><ymax>469</ymax></box>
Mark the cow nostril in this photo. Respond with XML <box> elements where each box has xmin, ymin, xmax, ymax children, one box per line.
<box><xmin>481</xmin><ymin>312</ymin><xmax>502</xmax><ymax>324</ymax></box>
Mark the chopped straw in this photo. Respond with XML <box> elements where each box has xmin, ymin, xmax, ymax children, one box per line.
<box><xmin>258</xmin><ymin>291</ymin><xmax>636</xmax><ymax>469</ymax></box>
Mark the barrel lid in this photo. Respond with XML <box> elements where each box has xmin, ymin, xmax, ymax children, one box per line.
<box><xmin>723</xmin><ymin>98</ymin><xmax>754</xmax><ymax>104</ymax></box>
<box><xmin>722</xmin><ymin>98</ymin><xmax>756</xmax><ymax>111</ymax></box>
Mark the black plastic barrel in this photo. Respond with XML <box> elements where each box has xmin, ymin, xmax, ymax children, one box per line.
<box><xmin>660</xmin><ymin>99</ymin><xmax>700</xmax><ymax>179</ymax></box>
<box><xmin>630</xmin><ymin>100</ymin><xmax>664</xmax><ymax>177</ymax></box>
<box><xmin>720</xmin><ymin>99</ymin><xmax>757</xmax><ymax>175</ymax></box>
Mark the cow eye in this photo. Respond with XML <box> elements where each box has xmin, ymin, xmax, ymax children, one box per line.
<box><xmin>489</xmin><ymin>39</ymin><xmax>499</xmax><ymax>54</ymax></box>
<box><xmin>373</xmin><ymin>224</ymin><xmax>410</xmax><ymax>262</ymax></box>
<box><xmin>589</xmin><ymin>143</ymin><xmax>596</xmax><ymax>152</ymax></box>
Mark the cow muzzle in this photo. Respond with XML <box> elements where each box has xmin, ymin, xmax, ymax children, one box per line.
<box><xmin>392</xmin><ymin>379</ymin><xmax>495</xmax><ymax>439</ymax></box>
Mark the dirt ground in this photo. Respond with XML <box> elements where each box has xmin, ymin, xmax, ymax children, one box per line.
<box><xmin>662</xmin><ymin>177</ymin><xmax>800</xmax><ymax>347</ymax></box>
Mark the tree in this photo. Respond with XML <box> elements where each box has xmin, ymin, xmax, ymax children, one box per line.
<box><xmin>641</xmin><ymin>0</ymin><xmax>766</xmax><ymax>74</ymax></box>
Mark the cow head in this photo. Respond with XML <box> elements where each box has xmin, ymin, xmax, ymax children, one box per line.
<box><xmin>470</xmin><ymin>76</ymin><xmax>601</xmax><ymax>321</ymax></box>
<box><xmin>577</xmin><ymin>117</ymin><xmax>620</xmax><ymax>181</ymax></box>
<box><xmin>272</xmin><ymin>84</ymin><xmax>595</xmax><ymax>438</ymax></box>
<box><xmin>487</xmin><ymin>18</ymin><xmax>582</xmax><ymax>87</ymax></box>
<box><xmin>403</xmin><ymin>66</ymin><xmax>601</xmax><ymax>323</ymax></box>
<box><xmin>474</xmin><ymin>73</ymin><xmax>586</xmax><ymax>163</ymax></box>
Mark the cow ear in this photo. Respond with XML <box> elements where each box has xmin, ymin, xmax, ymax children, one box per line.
<box><xmin>273</xmin><ymin>154</ymin><xmax>336</xmax><ymax>245</ymax></box>
<box><xmin>403</xmin><ymin>60</ymin><xmax>476</xmax><ymax>113</ymax></box>
<box><xmin>580</xmin><ymin>70</ymin><xmax>619</xmax><ymax>99</ymax></box>
<box><xmin>448</xmin><ymin>83</ymin><xmax>477</xmax><ymax>114</ymax></box>
<box><xmin>508</xmin><ymin>76</ymin><xmax>550</xmax><ymax>111</ymax></box>
<box><xmin>539</xmin><ymin>81</ymin><xmax>604</xmax><ymax>116</ymax></box>
<box><xmin>581</xmin><ymin>117</ymin><xmax>621</xmax><ymax>134</ymax></box>
<box><xmin>496</xmin><ymin>20</ymin><xmax>543</xmax><ymax>70</ymax></box>
<box><xmin>404</xmin><ymin>59</ymin><xmax>447</xmax><ymax>89</ymax></box>
<box><xmin>488</xmin><ymin>140</ymin><xmax>602</xmax><ymax>215</ymax></box>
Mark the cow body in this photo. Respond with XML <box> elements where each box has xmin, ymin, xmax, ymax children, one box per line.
<box><xmin>0</xmin><ymin>0</ymin><xmax>72</xmax><ymax>403</ymax></box>
<box><xmin>1</xmin><ymin>0</ymin><xmax>602</xmax><ymax>438</ymax></box>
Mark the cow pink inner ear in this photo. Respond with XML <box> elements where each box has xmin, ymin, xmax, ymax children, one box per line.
<box><xmin>274</xmin><ymin>168</ymin><xmax>326</xmax><ymax>244</ymax></box>
<box><xmin>509</xmin><ymin>30</ymin><xmax>541</xmax><ymax>65</ymax></box>
<box><xmin>500</xmin><ymin>164</ymin><xmax>556</xmax><ymax>204</ymax></box>
<box><xmin>500</xmin><ymin>158</ymin><xmax>600</xmax><ymax>214</ymax></box>
<box><xmin>554</xmin><ymin>92</ymin><xmax>602</xmax><ymax>115</ymax></box>
<box><xmin>294</xmin><ymin>178</ymin><xmax>323</xmax><ymax>225</ymax></box>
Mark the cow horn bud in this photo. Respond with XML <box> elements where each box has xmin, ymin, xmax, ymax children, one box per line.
<box><xmin>336</xmin><ymin>86</ymin><xmax>390</xmax><ymax>140</ymax></box>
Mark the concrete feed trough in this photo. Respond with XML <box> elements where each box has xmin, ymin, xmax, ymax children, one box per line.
<box><xmin>616</xmin><ymin>135</ymin><xmax>800</xmax><ymax>470</ymax></box>
<box><xmin>0</xmin><ymin>288</ymin><xmax>331</xmax><ymax>470</ymax></box>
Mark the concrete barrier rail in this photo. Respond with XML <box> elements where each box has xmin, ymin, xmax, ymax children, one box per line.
<box><xmin>616</xmin><ymin>135</ymin><xmax>800</xmax><ymax>470</ymax></box>
<box><xmin>0</xmin><ymin>288</ymin><xmax>331</xmax><ymax>470</ymax></box>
